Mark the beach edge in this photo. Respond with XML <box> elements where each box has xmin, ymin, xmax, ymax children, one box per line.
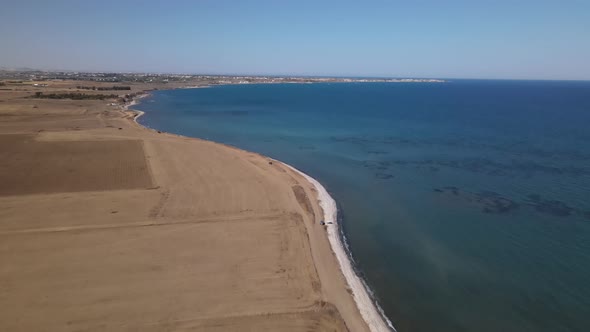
<box><xmin>129</xmin><ymin>89</ymin><xmax>395</xmax><ymax>332</ymax></box>
<box><xmin>281</xmin><ymin>163</ymin><xmax>396</xmax><ymax>332</ymax></box>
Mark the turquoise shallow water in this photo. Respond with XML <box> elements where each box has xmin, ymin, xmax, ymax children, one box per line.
<box><xmin>137</xmin><ymin>81</ymin><xmax>590</xmax><ymax>332</ymax></box>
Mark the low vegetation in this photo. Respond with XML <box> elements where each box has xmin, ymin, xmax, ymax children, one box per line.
<box><xmin>32</xmin><ymin>92</ymin><xmax>118</xmax><ymax>100</ymax></box>
<box><xmin>76</xmin><ymin>85</ymin><xmax>131</xmax><ymax>91</ymax></box>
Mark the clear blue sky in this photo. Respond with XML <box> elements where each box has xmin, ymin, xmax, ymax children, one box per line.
<box><xmin>1</xmin><ymin>0</ymin><xmax>589</xmax><ymax>80</ymax></box>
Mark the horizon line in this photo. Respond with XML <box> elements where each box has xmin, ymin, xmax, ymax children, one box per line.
<box><xmin>1</xmin><ymin>66</ymin><xmax>589</xmax><ymax>82</ymax></box>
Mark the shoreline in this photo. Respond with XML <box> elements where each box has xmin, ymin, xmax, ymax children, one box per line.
<box><xmin>282</xmin><ymin>163</ymin><xmax>395</xmax><ymax>332</ymax></box>
<box><xmin>0</xmin><ymin>77</ymin><xmax>390</xmax><ymax>331</ymax></box>
<box><xmin>129</xmin><ymin>91</ymin><xmax>395</xmax><ymax>332</ymax></box>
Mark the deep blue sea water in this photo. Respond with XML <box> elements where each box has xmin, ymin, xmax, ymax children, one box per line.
<box><xmin>136</xmin><ymin>80</ymin><xmax>590</xmax><ymax>332</ymax></box>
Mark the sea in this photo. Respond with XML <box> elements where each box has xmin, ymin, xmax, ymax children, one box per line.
<box><xmin>136</xmin><ymin>80</ymin><xmax>590</xmax><ymax>332</ymax></box>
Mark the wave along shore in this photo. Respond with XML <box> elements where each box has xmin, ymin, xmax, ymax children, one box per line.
<box><xmin>281</xmin><ymin>163</ymin><xmax>396</xmax><ymax>332</ymax></box>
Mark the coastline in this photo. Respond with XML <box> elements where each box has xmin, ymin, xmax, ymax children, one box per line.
<box><xmin>130</xmin><ymin>90</ymin><xmax>395</xmax><ymax>332</ymax></box>
<box><xmin>1</xmin><ymin>80</ymin><xmax>356</xmax><ymax>330</ymax></box>
<box><xmin>5</xmin><ymin>75</ymin><xmax>590</xmax><ymax>331</ymax></box>
<box><xmin>282</xmin><ymin>163</ymin><xmax>396</xmax><ymax>332</ymax></box>
<box><xmin>124</xmin><ymin>92</ymin><xmax>149</xmax><ymax>120</ymax></box>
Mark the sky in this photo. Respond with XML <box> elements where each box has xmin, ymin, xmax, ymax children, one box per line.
<box><xmin>0</xmin><ymin>0</ymin><xmax>589</xmax><ymax>80</ymax></box>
